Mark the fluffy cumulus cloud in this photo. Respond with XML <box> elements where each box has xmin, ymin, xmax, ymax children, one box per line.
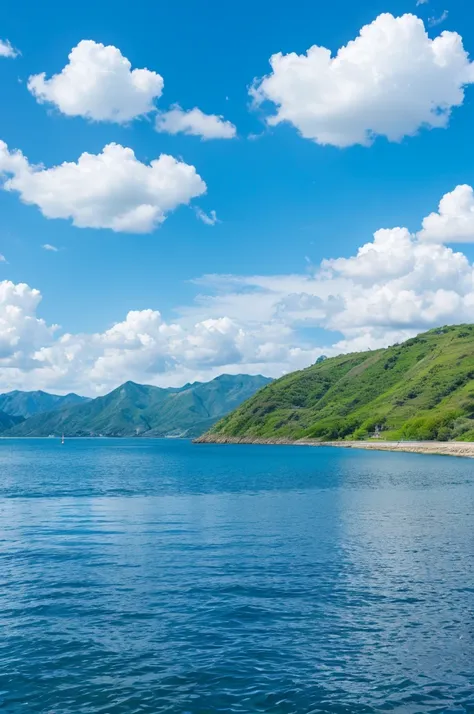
<box><xmin>250</xmin><ymin>13</ymin><xmax>474</xmax><ymax>147</ymax></box>
<box><xmin>0</xmin><ymin>281</ymin><xmax>58</xmax><ymax>367</ymax></box>
<box><xmin>0</xmin><ymin>292</ymin><xmax>295</xmax><ymax>393</ymax></box>
<box><xmin>155</xmin><ymin>106</ymin><xmax>237</xmax><ymax>139</ymax></box>
<box><xmin>2</xmin><ymin>186</ymin><xmax>474</xmax><ymax>393</ymax></box>
<box><xmin>0</xmin><ymin>140</ymin><xmax>206</xmax><ymax>233</ymax></box>
<box><xmin>191</xmin><ymin>228</ymin><xmax>474</xmax><ymax>359</ymax></box>
<box><xmin>27</xmin><ymin>40</ymin><xmax>164</xmax><ymax>123</ymax></box>
<box><xmin>418</xmin><ymin>184</ymin><xmax>474</xmax><ymax>243</ymax></box>
<box><xmin>318</xmin><ymin>230</ymin><xmax>474</xmax><ymax>337</ymax></box>
<box><xmin>0</xmin><ymin>39</ymin><xmax>18</xmax><ymax>58</ymax></box>
<box><xmin>26</xmin><ymin>40</ymin><xmax>236</xmax><ymax>134</ymax></box>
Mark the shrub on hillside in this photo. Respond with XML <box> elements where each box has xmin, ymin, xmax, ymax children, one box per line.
<box><xmin>399</xmin><ymin>410</ymin><xmax>461</xmax><ymax>441</ymax></box>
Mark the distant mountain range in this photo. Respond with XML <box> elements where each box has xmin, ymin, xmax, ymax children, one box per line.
<box><xmin>0</xmin><ymin>374</ymin><xmax>271</xmax><ymax>438</ymax></box>
<box><xmin>0</xmin><ymin>390</ymin><xmax>88</xmax><ymax>419</ymax></box>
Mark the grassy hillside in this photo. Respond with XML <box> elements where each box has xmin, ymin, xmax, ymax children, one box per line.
<box><xmin>0</xmin><ymin>390</ymin><xmax>87</xmax><ymax>419</ymax></box>
<box><xmin>205</xmin><ymin>325</ymin><xmax>474</xmax><ymax>442</ymax></box>
<box><xmin>5</xmin><ymin>374</ymin><xmax>271</xmax><ymax>438</ymax></box>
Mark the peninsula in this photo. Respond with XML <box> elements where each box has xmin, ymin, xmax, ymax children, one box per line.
<box><xmin>196</xmin><ymin>324</ymin><xmax>474</xmax><ymax>455</ymax></box>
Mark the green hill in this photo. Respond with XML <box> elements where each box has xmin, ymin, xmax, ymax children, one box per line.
<box><xmin>201</xmin><ymin>325</ymin><xmax>474</xmax><ymax>442</ymax></box>
<box><xmin>0</xmin><ymin>390</ymin><xmax>88</xmax><ymax>419</ymax></box>
<box><xmin>4</xmin><ymin>374</ymin><xmax>271</xmax><ymax>438</ymax></box>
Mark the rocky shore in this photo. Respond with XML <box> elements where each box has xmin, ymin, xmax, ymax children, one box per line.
<box><xmin>194</xmin><ymin>435</ymin><xmax>474</xmax><ymax>458</ymax></box>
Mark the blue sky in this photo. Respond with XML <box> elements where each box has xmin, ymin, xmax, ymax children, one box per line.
<box><xmin>1</xmin><ymin>0</ymin><xmax>474</xmax><ymax>394</ymax></box>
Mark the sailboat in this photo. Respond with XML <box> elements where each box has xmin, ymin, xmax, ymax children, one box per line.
<box><xmin>61</xmin><ymin>433</ymin><xmax>65</xmax><ymax>445</ymax></box>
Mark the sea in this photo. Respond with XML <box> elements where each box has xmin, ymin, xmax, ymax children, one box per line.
<box><xmin>0</xmin><ymin>438</ymin><xmax>473</xmax><ymax>714</ymax></box>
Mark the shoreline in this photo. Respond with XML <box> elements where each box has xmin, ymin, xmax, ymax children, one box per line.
<box><xmin>194</xmin><ymin>435</ymin><xmax>474</xmax><ymax>458</ymax></box>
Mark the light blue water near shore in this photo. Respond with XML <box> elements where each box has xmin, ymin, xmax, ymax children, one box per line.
<box><xmin>0</xmin><ymin>438</ymin><xmax>473</xmax><ymax>714</ymax></box>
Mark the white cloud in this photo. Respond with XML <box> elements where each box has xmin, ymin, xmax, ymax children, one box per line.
<box><xmin>195</xmin><ymin>208</ymin><xmax>219</xmax><ymax>225</ymax></box>
<box><xmin>0</xmin><ymin>140</ymin><xmax>206</xmax><ymax>233</ymax></box>
<box><xmin>0</xmin><ymin>39</ymin><xmax>18</xmax><ymax>58</ymax></box>
<box><xmin>318</xmin><ymin>232</ymin><xmax>474</xmax><ymax>335</ymax></box>
<box><xmin>0</xmin><ymin>281</ymin><xmax>58</xmax><ymax>365</ymax></box>
<box><xmin>42</xmin><ymin>244</ymin><xmax>59</xmax><ymax>252</ymax></box>
<box><xmin>322</xmin><ymin>228</ymin><xmax>415</xmax><ymax>283</ymax></box>
<box><xmin>416</xmin><ymin>0</ymin><xmax>429</xmax><ymax>5</ymax></box>
<box><xmin>27</xmin><ymin>40</ymin><xmax>235</xmax><ymax>137</ymax></box>
<box><xmin>3</xmin><ymin>185</ymin><xmax>474</xmax><ymax>394</ymax></box>
<box><xmin>155</xmin><ymin>105</ymin><xmax>237</xmax><ymax>139</ymax></box>
<box><xmin>250</xmin><ymin>13</ymin><xmax>474</xmax><ymax>147</ymax></box>
<box><xmin>418</xmin><ymin>184</ymin><xmax>474</xmax><ymax>243</ymax></box>
<box><xmin>0</xmin><ymin>254</ymin><xmax>6</xmax><ymax>263</ymax></box>
<box><xmin>0</xmin><ymin>293</ymin><xmax>292</xmax><ymax>393</ymax></box>
<box><xmin>182</xmin><ymin>190</ymin><xmax>474</xmax><ymax>356</ymax></box>
<box><xmin>28</xmin><ymin>40</ymin><xmax>164</xmax><ymax>123</ymax></box>
<box><xmin>188</xmin><ymin>234</ymin><xmax>474</xmax><ymax>356</ymax></box>
<box><xmin>428</xmin><ymin>10</ymin><xmax>448</xmax><ymax>27</ymax></box>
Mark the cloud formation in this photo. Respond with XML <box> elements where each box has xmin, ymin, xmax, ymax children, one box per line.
<box><xmin>195</xmin><ymin>208</ymin><xmax>219</xmax><ymax>225</ymax></box>
<box><xmin>0</xmin><ymin>281</ymin><xmax>58</xmax><ymax>366</ymax></box>
<box><xmin>428</xmin><ymin>10</ymin><xmax>448</xmax><ymax>28</ymax></box>
<box><xmin>42</xmin><ymin>244</ymin><xmax>59</xmax><ymax>252</ymax></box>
<box><xmin>27</xmin><ymin>40</ymin><xmax>235</xmax><ymax>135</ymax></box>
<box><xmin>251</xmin><ymin>13</ymin><xmax>474</xmax><ymax>147</ymax></box>
<box><xmin>318</xmin><ymin>229</ymin><xmax>474</xmax><ymax>341</ymax></box>
<box><xmin>0</xmin><ymin>291</ymin><xmax>293</xmax><ymax>394</ymax></box>
<box><xmin>28</xmin><ymin>40</ymin><xmax>164</xmax><ymax>123</ymax></box>
<box><xmin>0</xmin><ymin>140</ymin><xmax>206</xmax><ymax>233</ymax></box>
<box><xmin>156</xmin><ymin>106</ymin><xmax>237</xmax><ymax>139</ymax></box>
<box><xmin>0</xmin><ymin>39</ymin><xmax>18</xmax><ymax>58</ymax></box>
<box><xmin>2</xmin><ymin>185</ymin><xmax>474</xmax><ymax>394</ymax></box>
<box><xmin>418</xmin><ymin>185</ymin><xmax>474</xmax><ymax>243</ymax></box>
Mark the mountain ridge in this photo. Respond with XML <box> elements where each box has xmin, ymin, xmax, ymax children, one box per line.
<box><xmin>1</xmin><ymin>374</ymin><xmax>272</xmax><ymax>438</ymax></box>
<box><xmin>0</xmin><ymin>390</ymin><xmax>88</xmax><ymax>419</ymax></box>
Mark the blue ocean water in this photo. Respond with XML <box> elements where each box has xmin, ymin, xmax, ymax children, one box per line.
<box><xmin>0</xmin><ymin>439</ymin><xmax>473</xmax><ymax>714</ymax></box>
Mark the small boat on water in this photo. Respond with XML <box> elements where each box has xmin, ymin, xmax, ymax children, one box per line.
<box><xmin>61</xmin><ymin>433</ymin><xmax>65</xmax><ymax>445</ymax></box>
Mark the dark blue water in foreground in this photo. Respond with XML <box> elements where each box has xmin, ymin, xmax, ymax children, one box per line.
<box><xmin>1</xmin><ymin>439</ymin><xmax>473</xmax><ymax>714</ymax></box>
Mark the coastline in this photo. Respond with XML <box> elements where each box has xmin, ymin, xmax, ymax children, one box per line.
<box><xmin>194</xmin><ymin>435</ymin><xmax>474</xmax><ymax>458</ymax></box>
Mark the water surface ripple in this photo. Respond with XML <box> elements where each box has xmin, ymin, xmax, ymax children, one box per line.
<box><xmin>0</xmin><ymin>439</ymin><xmax>473</xmax><ymax>713</ymax></box>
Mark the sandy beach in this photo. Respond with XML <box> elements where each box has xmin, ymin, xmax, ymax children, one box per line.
<box><xmin>194</xmin><ymin>435</ymin><xmax>474</xmax><ymax>458</ymax></box>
